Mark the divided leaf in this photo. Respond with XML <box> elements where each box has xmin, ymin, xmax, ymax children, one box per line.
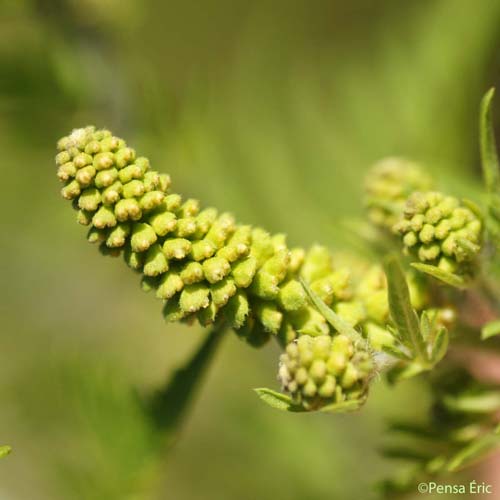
<box><xmin>447</xmin><ymin>433</ymin><xmax>500</xmax><ymax>472</ymax></box>
<box><xmin>384</xmin><ymin>256</ymin><xmax>427</xmax><ymax>361</ymax></box>
<box><xmin>300</xmin><ymin>278</ymin><xmax>365</xmax><ymax>344</ymax></box>
<box><xmin>480</xmin><ymin>88</ymin><xmax>500</xmax><ymax>195</ymax></box>
<box><xmin>411</xmin><ymin>263</ymin><xmax>466</xmax><ymax>289</ymax></box>
<box><xmin>254</xmin><ymin>388</ymin><xmax>306</xmax><ymax>412</ymax></box>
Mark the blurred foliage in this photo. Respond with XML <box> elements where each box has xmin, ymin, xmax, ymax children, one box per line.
<box><xmin>1</xmin><ymin>0</ymin><xmax>500</xmax><ymax>498</ymax></box>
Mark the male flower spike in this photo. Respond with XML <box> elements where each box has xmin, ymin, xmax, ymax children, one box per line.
<box><xmin>56</xmin><ymin>126</ymin><xmax>380</xmax><ymax>409</ymax></box>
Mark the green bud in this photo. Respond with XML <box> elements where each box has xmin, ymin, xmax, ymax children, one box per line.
<box><xmin>179</xmin><ymin>262</ymin><xmax>204</xmax><ymax>284</ymax></box>
<box><xmin>149</xmin><ymin>211</ymin><xmax>177</xmax><ymax>236</ymax></box>
<box><xmin>140</xmin><ymin>191</ymin><xmax>165</xmax><ymax>211</ymax></box>
<box><xmin>163</xmin><ymin>238</ymin><xmax>192</xmax><ymax>260</ymax></box>
<box><xmin>131</xmin><ymin>223</ymin><xmax>157</xmax><ymax>252</ymax></box>
<box><xmin>143</xmin><ymin>244</ymin><xmax>169</xmax><ymax>276</ymax></box>
<box><xmin>156</xmin><ymin>271</ymin><xmax>184</xmax><ymax>299</ymax></box>
<box><xmin>175</xmin><ymin>217</ymin><xmax>197</xmax><ymax>238</ymax></box>
<box><xmin>165</xmin><ymin>194</ymin><xmax>182</xmax><ymax>211</ymax></box>
<box><xmin>254</xmin><ymin>301</ymin><xmax>283</xmax><ymax>334</ymax></box>
<box><xmin>99</xmin><ymin>182</ymin><xmax>120</xmax><ymax>205</ymax></box>
<box><xmin>202</xmin><ymin>257</ymin><xmax>231</xmax><ymax>284</ymax></box>
<box><xmin>122</xmin><ymin>179</ymin><xmax>145</xmax><ymax>198</ymax></box>
<box><xmin>278</xmin><ymin>280</ymin><xmax>307</xmax><ymax>311</ymax></box>
<box><xmin>92</xmin><ymin>206</ymin><xmax>117</xmax><ymax>229</ymax></box>
<box><xmin>61</xmin><ymin>180</ymin><xmax>81</xmax><ymax>200</ymax></box>
<box><xmin>232</xmin><ymin>257</ymin><xmax>257</xmax><ymax>288</ymax></box>
<box><xmin>191</xmin><ymin>239</ymin><xmax>216</xmax><ymax>261</ymax></box>
<box><xmin>115</xmin><ymin>199</ymin><xmax>142</xmax><ymax>222</ymax></box>
<box><xmin>179</xmin><ymin>284</ymin><xmax>210</xmax><ymax>313</ymax></box>
<box><xmin>57</xmin><ymin>162</ymin><xmax>77</xmax><ymax>181</ymax></box>
<box><xmin>225</xmin><ymin>291</ymin><xmax>250</xmax><ymax>329</ymax></box>
<box><xmin>115</xmin><ymin>147</ymin><xmax>136</xmax><ymax>168</ymax></box>
<box><xmin>119</xmin><ymin>164</ymin><xmax>143</xmax><ymax>184</ymax></box>
<box><xmin>211</xmin><ymin>278</ymin><xmax>237</xmax><ymax>307</ymax></box>
<box><xmin>78</xmin><ymin>188</ymin><xmax>101</xmax><ymax>211</ymax></box>
<box><xmin>124</xmin><ymin>246</ymin><xmax>144</xmax><ymax>270</ymax></box>
<box><xmin>93</xmin><ymin>152</ymin><xmax>114</xmax><ymax>171</ymax></box>
<box><xmin>106</xmin><ymin>223</ymin><xmax>130</xmax><ymax>248</ymax></box>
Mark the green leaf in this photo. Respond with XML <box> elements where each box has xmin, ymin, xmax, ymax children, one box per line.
<box><xmin>382</xmin><ymin>344</ymin><xmax>413</xmax><ymax>361</ymax></box>
<box><xmin>481</xmin><ymin>319</ymin><xmax>500</xmax><ymax>340</ymax></box>
<box><xmin>0</xmin><ymin>446</ymin><xmax>11</xmax><ymax>459</ymax></box>
<box><xmin>443</xmin><ymin>391</ymin><xmax>500</xmax><ymax>414</ymax></box>
<box><xmin>430</xmin><ymin>327</ymin><xmax>449</xmax><ymax>364</ymax></box>
<box><xmin>447</xmin><ymin>432</ymin><xmax>500</xmax><ymax>472</ymax></box>
<box><xmin>149</xmin><ymin>325</ymin><xmax>226</xmax><ymax>442</ymax></box>
<box><xmin>411</xmin><ymin>263</ymin><xmax>466</xmax><ymax>289</ymax></box>
<box><xmin>254</xmin><ymin>388</ymin><xmax>306</xmax><ymax>412</ymax></box>
<box><xmin>480</xmin><ymin>88</ymin><xmax>500</xmax><ymax>195</ymax></box>
<box><xmin>386</xmin><ymin>361</ymin><xmax>427</xmax><ymax>385</ymax></box>
<box><xmin>384</xmin><ymin>256</ymin><xmax>426</xmax><ymax>361</ymax></box>
<box><xmin>319</xmin><ymin>398</ymin><xmax>366</xmax><ymax>413</ymax></box>
<box><xmin>300</xmin><ymin>278</ymin><xmax>366</xmax><ymax>344</ymax></box>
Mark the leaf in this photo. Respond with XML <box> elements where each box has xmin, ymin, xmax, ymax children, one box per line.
<box><xmin>384</xmin><ymin>256</ymin><xmax>426</xmax><ymax>361</ymax></box>
<box><xmin>480</xmin><ymin>88</ymin><xmax>500</xmax><ymax>195</ymax></box>
<box><xmin>387</xmin><ymin>421</ymin><xmax>439</xmax><ymax>440</ymax></box>
<box><xmin>411</xmin><ymin>263</ymin><xmax>466</xmax><ymax>289</ymax></box>
<box><xmin>386</xmin><ymin>361</ymin><xmax>427</xmax><ymax>385</ymax></box>
<box><xmin>430</xmin><ymin>327</ymin><xmax>449</xmax><ymax>364</ymax></box>
<box><xmin>254</xmin><ymin>388</ymin><xmax>306</xmax><ymax>412</ymax></box>
<box><xmin>149</xmin><ymin>325</ymin><xmax>226</xmax><ymax>441</ymax></box>
<box><xmin>481</xmin><ymin>319</ymin><xmax>500</xmax><ymax>340</ymax></box>
<box><xmin>447</xmin><ymin>432</ymin><xmax>500</xmax><ymax>472</ymax></box>
<box><xmin>319</xmin><ymin>397</ymin><xmax>366</xmax><ymax>413</ymax></box>
<box><xmin>382</xmin><ymin>344</ymin><xmax>413</xmax><ymax>361</ymax></box>
<box><xmin>443</xmin><ymin>391</ymin><xmax>500</xmax><ymax>414</ymax></box>
<box><xmin>300</xmin><ymin>278</ymin><xmax>366</xmax><ymax>344</ymax></box>
<box><xmin>0</xmin><ymin>446</ymin><xmax>11</xmax><ymax>459</ymax></box>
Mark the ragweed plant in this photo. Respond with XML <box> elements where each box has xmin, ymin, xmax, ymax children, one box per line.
<box><xmin>55</xmin><ymin>89</ymin><xmax>500</xmax><ymax>497</ymax></box>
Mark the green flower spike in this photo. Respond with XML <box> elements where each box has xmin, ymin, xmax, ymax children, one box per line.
<box><xmin>365</xmin><ymin>157</ymin><xmax>433</xmax><ymax>229</ymax></box>
<box><xmin>54</xmin><ymin>127</ymin><xmax>374</xmax><ymax>359</ymax></box>
<box><xmin>278</xmin><ymin>334</ymin><xmax>374</xmax><ymax>410</ymax></box>
<box><xmin>393</xmin><ymin>191</ymin><xmax>483</xmax><ymax>276</ymax></box>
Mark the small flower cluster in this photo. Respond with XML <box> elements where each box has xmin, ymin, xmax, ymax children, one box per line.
<box><xmin>393</xmin><ymin>191</ymin><xmax>482</xmax><ymax>273</ymax></box>
<box><xmin>278</xmin><ymin>334</ymin><xmax>374</xmax><ymax>409</ymax></box>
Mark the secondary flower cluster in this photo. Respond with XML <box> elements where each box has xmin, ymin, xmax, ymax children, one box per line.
<box><xmin>278</xmin><ymin>334</ymin><xmax>374</xmax><ymax>409</ymax></box>
<box><xmin>393</xmin><ymin>191</ymin><xmax>482</xmax><ymax>273</ymax></box>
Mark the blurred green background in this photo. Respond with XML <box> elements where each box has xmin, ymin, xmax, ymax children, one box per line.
<box><xmin>1</xmin><ymin>0</ymin><xmax>500</xmax><ymax>498</ymax></box>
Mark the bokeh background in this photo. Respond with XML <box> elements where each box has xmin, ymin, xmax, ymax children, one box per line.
<box><xmin>1</xmin><ymin>0</ymin><xmax>500</xmax><ymax>499</ymax></box>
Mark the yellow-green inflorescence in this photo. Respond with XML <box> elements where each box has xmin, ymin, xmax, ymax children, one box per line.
<box><xmin>393</xmin><ymin>191</ymin><xmax>483</xmax><ymax>274</ymax></box>
<box><xmin>364</xmin><ymin>157</ymin><xmax>433</xmax><ymax>230</ymax></box>
<box><xmin>278</xmin><ymin>334</ymin><xmax>374</xmax><ymax>410</ymax></box>
<box><xmin>55</xmin><ymin>127</ymin><xmax>434</xmax><ymax>409</ymax></box>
